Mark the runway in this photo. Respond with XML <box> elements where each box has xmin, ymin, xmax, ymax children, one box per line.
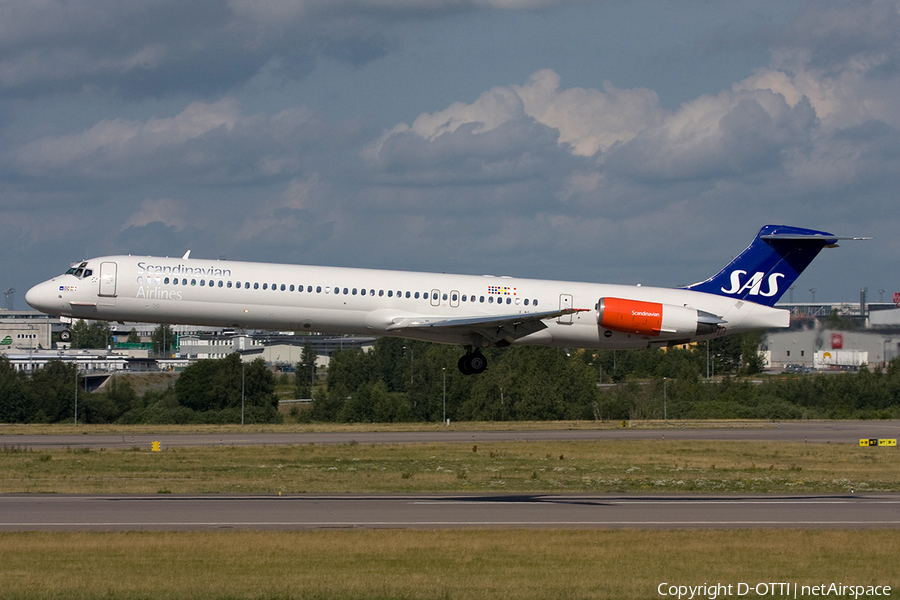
<box><xmin>1</xmin><ymin>493</ymin><xmax>899</xmax><ymax>531</ymax></box>
<box><xmin>3</xmin><ymin>423</ymin><xmax>897</xmax><ymax>532</ymax></box>
<box><xmin>2</xmin><ymin>421</ymin><xmax>899</xmax><ymax>449</ymax></box>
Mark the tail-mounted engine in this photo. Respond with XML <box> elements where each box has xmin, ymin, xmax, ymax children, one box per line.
<box><xmin>597</xmin><ymin>297</ymin><xmax>724</xmax><ymax>337</ymax></box>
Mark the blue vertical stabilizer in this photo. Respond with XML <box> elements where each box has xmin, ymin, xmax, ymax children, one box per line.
<box><xmin>683</xmin><ymin>225</ymin><xmax>839</xmax><ymax>307</ymax></box>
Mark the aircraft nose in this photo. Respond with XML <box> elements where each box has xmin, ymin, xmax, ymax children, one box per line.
<box><xmin>25</xmin><ymin>283</ymin><xmax>44</xmax><ymax>311</ymax></box>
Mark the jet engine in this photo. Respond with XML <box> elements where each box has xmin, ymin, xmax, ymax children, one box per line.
<box><xmin>597</xmin><ymin>297</ymin><xmax>723</xmax><ymax>337</ymax></box>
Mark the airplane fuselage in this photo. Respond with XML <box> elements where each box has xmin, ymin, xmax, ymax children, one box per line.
<box><xmin>26</xmin><ymin>254</ymin><xmax>788</xmax><ymax>350</ymax></box>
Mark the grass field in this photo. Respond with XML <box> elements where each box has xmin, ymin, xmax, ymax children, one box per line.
<box><xmin>2</xmin><ymin>424</ymin><xmax>899</xmax><ymax>598</ymax></box>
<box><xmin>2</xmin><ymin>437</ymin><xmax>898</xmax><ymax>494</ymax></box>
<box><xmin>0</xmin><ymin>529</ymin><xmax>897</xmax><ymax>599</ymax></box>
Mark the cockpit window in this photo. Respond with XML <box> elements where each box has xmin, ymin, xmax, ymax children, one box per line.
<box><xmin>66</xmin><ymin>262</ymin><xmax>89</xmax><ymax>278</ymax></box>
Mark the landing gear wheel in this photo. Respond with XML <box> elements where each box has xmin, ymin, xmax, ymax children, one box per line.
<box><xmin>59</xmin><ymin>330</ymin><xmax>72</xmax><ymax>343</ymax></box>
<box><xmin>458</xmin><ymin>351</ymin><xmax>487</xmax><ymax>375</ymax></box>
<box><xmin>468</xmin><ymin>352</ymin><xmax>486</xmax><ymax>374</ymax></box>
<box><xmin>458</xmin><ymin>355</ymin><xmax>472</xmax><ymax>375</ymax></box>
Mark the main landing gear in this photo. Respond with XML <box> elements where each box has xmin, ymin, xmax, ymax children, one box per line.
<box><xmin>458</xmin><ymin>350</ymin><xmax>487</xmax><ymax>375</ymax></box>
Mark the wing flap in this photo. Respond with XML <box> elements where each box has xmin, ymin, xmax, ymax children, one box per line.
<box><xmin>386</xmin><ymin>308</ymin><xmax>589</xmax><ymax>345</ymax></box>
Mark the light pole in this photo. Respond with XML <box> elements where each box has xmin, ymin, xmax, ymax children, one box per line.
<box><xmin>663</xmin><ymin>377</ymin><xmax>667</xmax><ymax>422</ymax></box>
<box><xmin>442</xmin><ymin>367</ymin><xmax>446</xmax><ymax>425</ymax></box>
<box><xmin>241</xmin><ymin>361</ymin><xmax>245</xmax><ymax>426</ymax></box>
<box><xmin>74</xmin><ymin>365</ymin><xmax>78</xmax><ymax>426</ymax></box>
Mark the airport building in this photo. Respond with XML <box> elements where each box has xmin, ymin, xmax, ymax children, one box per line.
<box><xmin>2</xmin><ymin>307</ymin><xmax>376</xmax><ymax>376</ymax></box>
<box><xmin>0</xmin><ymin>310</ymin><xmax>56</xmax><ymax>350</ymax></box>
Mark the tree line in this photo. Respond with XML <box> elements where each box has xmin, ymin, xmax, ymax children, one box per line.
<box><xmin>0</xmin><ymin>354</ymin><xmax>280</xmax><ymax>424</ymax></box>
<box><xmin>309</xmin><ymin>336</ymin><xmax>900</xmax><ymax>422</ymax></box>
<box><xmin>3</xmin><ymin>333</ymin><xmax>899</xmax><ymax>424</ymax></box>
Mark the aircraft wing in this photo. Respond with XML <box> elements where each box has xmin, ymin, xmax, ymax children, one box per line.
<box><xmin>385</xmin><ymin>308</ymin><xmax>590</xmax><ymax>346</ymax></box>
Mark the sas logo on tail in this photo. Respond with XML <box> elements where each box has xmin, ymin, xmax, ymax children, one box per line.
<box><xmin>721</xmin><ymin>270</ymin><xmax>784</xmax><ymax>297</ymax></box>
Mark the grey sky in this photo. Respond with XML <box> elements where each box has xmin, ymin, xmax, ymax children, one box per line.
<box><xmin>1</xmin><ymin>0</ymin><xmax>895</xmax><ymax>307</ymax></box>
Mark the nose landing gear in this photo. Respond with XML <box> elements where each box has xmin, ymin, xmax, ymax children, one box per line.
<box><xmin>458</xmin><ymin>351</ymin><xmax>487</xmax><ymax>375</ymax></box>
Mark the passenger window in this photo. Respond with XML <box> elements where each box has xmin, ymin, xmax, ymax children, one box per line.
<box><xmin>360</xmin><ymin>289</ymin><xmax>366</xmax><ymax>296</ymax></box>
<box><xmin>164</xmin><ymin>277</ymin><xmax>170</xmax><ymax>284</ymax></box>
<box><xmin>281</xmin><ymin>284</ymin><xmax>286</xmax><ymax>291</ymax></box>
<box><xmin>200</xmin><ymin>280</ymin><xmax>206</xmax><ymax>287</ymax></box>
<box><xmin>316</xmin><ymin>286</ymin><xmax>322</xmax><ymax>293</ymax></box>
<box><xmin>405</xmin><ymin>291</ymin><xmax>410</xmax><ymax>298</ymax></box>
<box><xmin>414</xmin><ymin>292</ymin><xmax>420</xmax><ymax>299</ymax></box>
<box><xmin>506</xmin><ymin>297</ymin><xmax>511</xmax><ymax>304</ymax></box>
<box><xmin>370</xmin><ymin>289</ymin><xmax>375</xmax><ymax>296</ymax></box>
<box><xmin>443</xmin><ymin>293</ymin><xmax>448</xmax><ymax>301</ymax></box>
<box><xmin>452</xmin><ymin>294</ymin><xmax>458</xmax><ymax>302</ymax></box>
<box><xmin>227</xmin><ymin>282</ymin><xmax>232</xmax><ymax>288</ymax></box>
<box><xmin>480</xmin><ymin>296</ymin><xmax>485</xmax><ymax>303</ymax></box>
<box><xmin>524</xmin><ymin>299</ymin><xmax>529</xmax><ymax>306</ymax></box>
<box><xmin>388</xmin><ymin>291</ymin><xmax>393</xmax><ymax>297</ymax></box>
<box><xmin>183</xmin><ymin>279</ymin><xmax>188</xmax><ymax>285</ymax></box>
<box><xmin>335</xmin><ymin>287</ymin><xmax>341</xmax><ymax>295</ymax></box>
<box><xmin>488</xmin><ymin>296</ymin><xmax>493</xmax><ymax>303</ymax></box>
<box><xmin>379</xmin><ymin>290</ymin><xmax>384</xmax><ymax>297</ymax></box>
<box><xmin>137</xmin><ymin>276</ymin><xmax>143</xmax><ymax>284</ymax></box>
<box><xmin>307</xmin><ymin>286</ymin><xmax>313</xmax><ymax>292</ymax></box>
<box><xmin>263</xmin><ymin>283</ymin><xmax>268</xmax><ymax>290</ymax></box>
<box><xmin>534</xmin><ymin>299</ymin><xmax>538</xmax><ymax>306</ymax></box>
<box><xmin>343</xmin><ymin>288</ymin><xmax>348</xmax><ymax>295</ymax></box>
<box><xmin>218</xmin><ymin>281</ymin><xmax>224</xmax><ymax>288</ymax></box>
<box><xmin>289</xmin><ymin>284</ymin><xmax>294</xmax><ymax>291</ymax></box>
<box><xmin>353</xmin><ymin>288</ymin><xmax>358</xmax><ymax>295</ymax></box>
<box><xmin>254</xmin><ymin>283</ymin><xmax>259</xmax><ymax>289</ymax></box>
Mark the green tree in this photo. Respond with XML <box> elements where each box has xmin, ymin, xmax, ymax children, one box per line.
<box><xmin>126</xmin><ymin>328</ymin><xmax>141</xmax><ymax>344</ymax></box>
<box><xmin>0</xmin><ymin>355</ymin><xmax>30</xmax><ymax>422</ymax></box>
<box><xmin>740</xmin><ymin>331</ymin><xmax>765</xmax><ymax>375</ymax></box>
<box><xmin>27</xmin><ymin>359</ymin><xmax>78</xmax><ymax>422</ymax></box>
<box><xmin>294</xmin><ymin>342</ymin><xmax>317</xmax><ymax>399</ymax></box>
<box><xmin>70</xmin><ymin>319</ymin><xmax>112</xmax><ymax>349</ymax></box>
<box><xmin>175</xmin><ymin>355</ymin><xmax>280</xmax><ymax>422</ymax></box>
<box><xmin>151</xmin><ymin>324</ymin><xmax>175</xmax><ymax>356</ymax></box>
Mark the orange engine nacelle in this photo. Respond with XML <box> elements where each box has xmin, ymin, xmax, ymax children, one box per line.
<box><xmin>597</xmin><ymin>297</ymin><xmax>722</xmax><ymax>337</ymax></box>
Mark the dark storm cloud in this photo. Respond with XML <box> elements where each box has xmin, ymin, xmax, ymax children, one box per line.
<box><xmin>0</xmin><ymin>0</ymin><xmax>568</xmax><ymax>98</ymax></box>
<box><xmin>773</xmin><ymin>0</ymin><xmax>900</xmax><ymax>77</ymax></box>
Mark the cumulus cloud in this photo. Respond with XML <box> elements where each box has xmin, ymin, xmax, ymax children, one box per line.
<box><xmin>13</xmin><ymin>100</ymin><xmax>343</xmax><ymax>186</ymax></box>
<box><xmin>385</xmin><ymin>69</ymin><xmax>663</xmax><ymax>158</ymax></box>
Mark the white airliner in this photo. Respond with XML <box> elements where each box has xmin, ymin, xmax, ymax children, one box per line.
<box><xmin>25</xmin><ymin>225</ymin><xmax>857</xmax><ymax>374</ymax></box>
